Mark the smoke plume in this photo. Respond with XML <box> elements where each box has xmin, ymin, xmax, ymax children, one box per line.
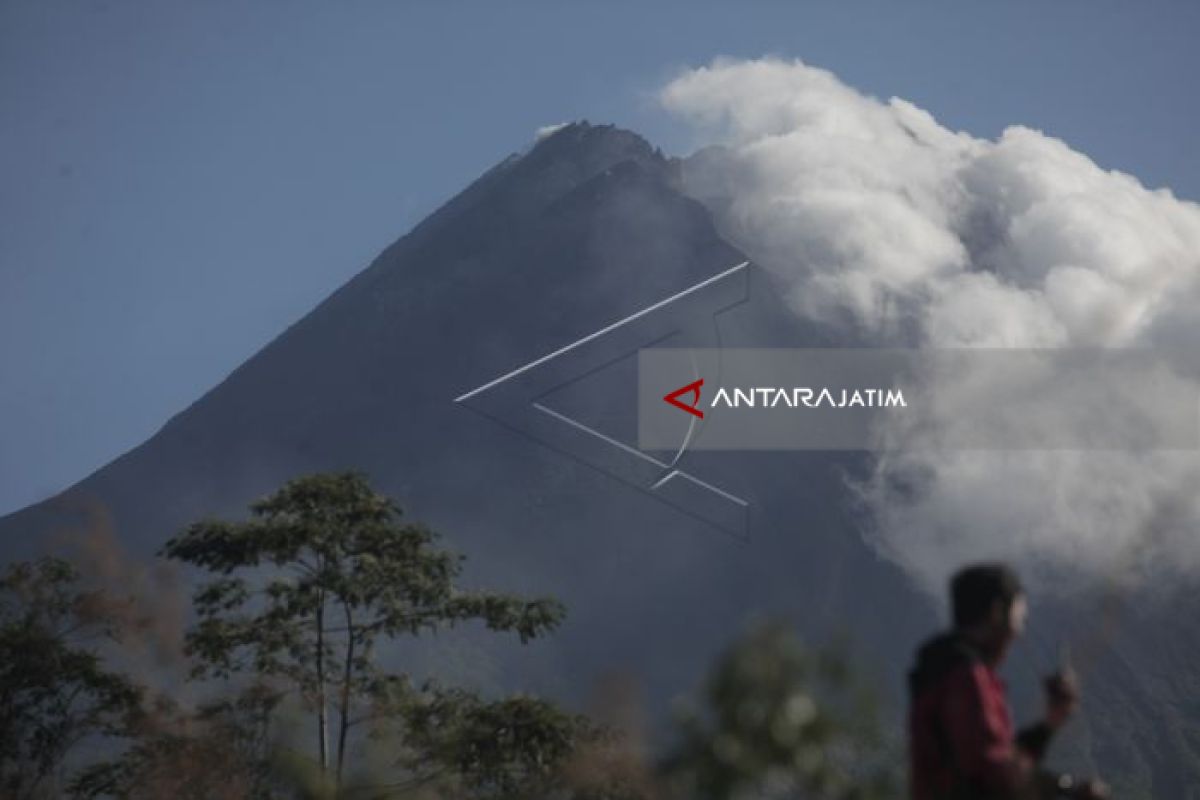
<box><xmin>662</xmin><ymin>57</ymin><xmax>1200</xmax><ymax>593</ymax></box>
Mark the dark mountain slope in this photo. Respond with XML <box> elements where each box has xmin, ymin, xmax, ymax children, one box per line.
<box><xmin>1</xmin><ymin>118</ymin><xmax>929</xmax><ymax>712</ymax></box>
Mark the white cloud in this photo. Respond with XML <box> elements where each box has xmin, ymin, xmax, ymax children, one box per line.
<box><xmin>662</xmin><ymin>57</ymin><xmax>1200</xmax><ymax>593</ymax></box>
<box><xmin>535</xmin><ymin>122</ymin><xmax>571</xmax><ymax>140</ymax></box>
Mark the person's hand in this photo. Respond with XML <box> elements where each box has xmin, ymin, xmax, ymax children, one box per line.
<box><xmin>1070</xmin><ymin>777</ymin><xmax>1110</xmax><ymax>799</ymax></box>
<box><xmin>1044</xmin><ymin>667</ymin><xmax>1079</xmax><ymax>729</ymax></box>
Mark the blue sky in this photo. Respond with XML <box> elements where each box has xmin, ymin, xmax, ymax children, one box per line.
<box><xmin>2</xmin><ymin>0</ymin><xmax>1198</xmax><ymax>515</ymax></box>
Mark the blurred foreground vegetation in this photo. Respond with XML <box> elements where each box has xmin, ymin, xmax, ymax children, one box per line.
<box><xmin>0</xmin><ymin>472</ymin><xmax>898</xmax><ymax>799</ymax></box>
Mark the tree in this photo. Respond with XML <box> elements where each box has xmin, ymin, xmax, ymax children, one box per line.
<box><xmin>160</xmin><ymin>471</ymin><xmax>566</xmax><ymax>791</ymax></box>
<box><xmin>0</xmin><ymin>558</ymin><xmax>142</xmax><ymax>799</ymax></box>
<box><xmin>69</xmin><ymin>686</ymin><xmax>283</xmax><ymax>800</ymax></box>
<box><xmin>376</xmin><ymin>679</ymin><xmax>603</xmax><ymax>799</ymax></box>
<box><xmin>660</xmin><ymin>622</ymin><xmax>898</xmax><ymax>800</ymax></box>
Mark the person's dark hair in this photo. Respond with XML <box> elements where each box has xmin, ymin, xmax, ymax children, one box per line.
<box><xmin>950</xmin><ymin>563</ymin><xmax>1023</xmax><ymax>628</ymax></box>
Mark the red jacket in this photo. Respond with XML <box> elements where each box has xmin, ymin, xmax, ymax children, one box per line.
<box><xmin>908</xmin><ymin>634</ymin><xmax>1053</xmax><ymax>799</ymax></box>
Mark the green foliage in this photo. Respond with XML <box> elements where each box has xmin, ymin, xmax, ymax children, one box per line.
<box><xmin>2</xmin><ymin>476</ymin><xmax>905</xmax><ymax>800</ymax></box>
<box><xmin>378</xmin><ymin>681</ymin><xmax>601</xmax><ymax>799</ymax></box>
<box><xmin>69</xmin><ymin>685</ymin><xmax>285</xmax><ymax>800</ymax></box>
<box><xmin>0</xmin><ymin>558</ymin><xmax>143</xmax><ymax>800</ymax></box>
<box><xmin>159</xmin><ymin>471</ymin><xmax>567</xmax><ymax>790</ymax></box>
<box><xmin>660</xmin><ymin>622</ymin><xmax>898</xmax><ymax>800</ymax></box>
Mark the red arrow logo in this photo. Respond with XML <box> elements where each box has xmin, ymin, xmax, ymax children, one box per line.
<box><xmin>664</xmin><ymin>378</ymin><xmax>705</xmax><ymax>419</ymax></box>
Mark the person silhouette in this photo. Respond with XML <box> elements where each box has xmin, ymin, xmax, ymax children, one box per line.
<box><xmin>908</xmin><ymin>563</ymin><xmax>1108</xmax><ymax>799</ymax></box>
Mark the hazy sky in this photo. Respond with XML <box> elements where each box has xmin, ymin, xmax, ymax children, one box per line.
<box><xmin>2</xmin><ymin>0</ymin><xmax>1198</xmax><ymax>516</ymax></box>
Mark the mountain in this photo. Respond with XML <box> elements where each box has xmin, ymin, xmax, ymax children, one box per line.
<box><xmin>0</xmin><ymin>122</ymin><xmax>1195</xmax><ymax>796</ymax></box>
